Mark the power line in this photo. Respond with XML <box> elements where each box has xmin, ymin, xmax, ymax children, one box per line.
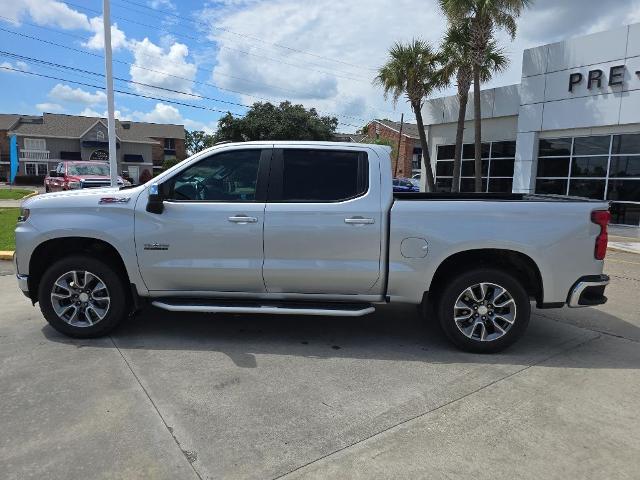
<box><xmin>0</xmin><ymin>50</ymin><xmax>252</xmax><ymax>110</ymax></box>
<box><xmin>0</xmin><ymin>17</ymin><xmax>299</xmax><ymax>98</ymax></box>
<box><xmin>111</xmin><ymin>0</ymin><xmax>374</xmax><ymax>82</ymax></box>
<box><xmin>115</xmin><ymin>0</ymin><xmax>379</xmax><ymax>73</ymax></box>
<box><xmin>62</xmin><ymin>1</ymin><xmax>372</xmax><ymax>83</ymax></box>
<box><xmin>0</xmin><ymin>65</ymin><xmax>243</xmax><ymax>116</ymax></box>
<box><xmin>0</xmin><ymin>64</ymin><xmax>363</xmax><ymax>129</ymax></box>
<box><xmin>0</xmin><ymin>22</ymin><xmax>380</xmax><ymax>123</ymax></box>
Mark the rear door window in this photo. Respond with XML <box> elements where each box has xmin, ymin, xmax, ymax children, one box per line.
<box><xmin>274</xmin><ymin>149</ymin><xmax>368</xmax><ymax>202</ymax></box>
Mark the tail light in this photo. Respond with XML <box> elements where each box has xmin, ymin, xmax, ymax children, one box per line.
<box><xmin>591</xmin><ymin>210</ymin><xmax>611</xmax><ymax>260</ymax></box>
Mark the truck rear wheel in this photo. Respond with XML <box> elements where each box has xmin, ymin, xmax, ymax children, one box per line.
<box><xmin>436</xmin><ymin>268</ymin><xmax>530</xmax><ymax>353</ymax></box>
<box><xmin>38</xmin><ymin>255</ymin><xmax>128</xmax><ymax>338</ymax></box>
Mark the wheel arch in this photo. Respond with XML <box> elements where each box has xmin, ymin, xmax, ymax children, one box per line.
<box><xmin>426</xmin><ymin>248</ymin><xmax>544</xmax><ymax>306</ymax></box>
<box><xmin>28</xmin><ymin>237</ymin><xmax>132</xmax><ymax>304</ymax></box>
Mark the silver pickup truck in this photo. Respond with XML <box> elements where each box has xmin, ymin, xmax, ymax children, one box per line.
<box><xmin>14</xmin><ymin>141</ymin><xmax>611</xmax><ymax>352</ymax></box>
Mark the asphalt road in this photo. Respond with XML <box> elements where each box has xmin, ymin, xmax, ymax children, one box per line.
<box><xmin>1</xmin><ymin>251</ymin><xmax>639</xmax><ymax>480</ymax></box>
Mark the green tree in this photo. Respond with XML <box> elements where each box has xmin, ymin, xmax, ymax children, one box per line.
<box><xmin>439</xmin><ymin>0</ymin><xmax>532</xmax><ymax>191</ymax></box>
<box><xmin>162</xmin><ymin>157</ymin><xmax>180</xmax><ymax>171</ymax></box>
<box><xmin>374</xmin><ymin>40</ymin><xmax>443</xmax><ymax>192</ymax></box>
<box><xmin>214</xmin><ymin>101</ymin><xmax>338</xmax><ymax>142</ymax></box>
<box><xmin>439</xmin><ymin>21</ymin><xmax>508</xmax><ymax>192</ymax></box>
<box><xmin>360</xmin><ymin>136</ymin><xmax>398</xmax><ymax>162</ymax></box>
<box><xmin>185</xmin><ymin>129</ymin><xmax>215</xmax><ymax>156</ymax></box>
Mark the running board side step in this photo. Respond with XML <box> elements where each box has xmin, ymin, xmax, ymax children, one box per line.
<box><xmin>151</xmin><ymin>300</ymin><xmax>376</xmax><ymax>317</ymax></box>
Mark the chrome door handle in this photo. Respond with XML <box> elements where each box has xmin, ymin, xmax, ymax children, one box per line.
<box><xmin>344</xmin><ymin>217</ymin><xmax>375</xmax><ymax>225</ymax></box>
<box><xmin>228</xmin><ymin>215</ymin><xmax>258</xmax><ymax>223</ymax></box>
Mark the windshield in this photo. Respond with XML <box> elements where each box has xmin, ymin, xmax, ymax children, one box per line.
<box><xmin>67</xmin><ymin>163</ymin><xmax>110</xmax><ymax>176</ymax></box>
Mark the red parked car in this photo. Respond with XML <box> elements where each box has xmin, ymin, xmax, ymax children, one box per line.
<box><xmin>44</xmin><ymin>161</ymin><xmax>130</xmax><ymax>192</ymax></box>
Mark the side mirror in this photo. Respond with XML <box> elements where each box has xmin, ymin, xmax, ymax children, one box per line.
<box><xmin>146</xmin><ymin>183</ymin><xmax>165</xmax><ymax>214</ymax></box>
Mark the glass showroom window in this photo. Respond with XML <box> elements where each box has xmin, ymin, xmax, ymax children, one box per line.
<box><xmin>435</xmin><ymin>141</ymin><xmax>515</xmax><ymax>192</ymax></box>
<box><xmin>535</xmin><ymin>134</ymin><xmax>640</xmax><ymax>226</ymax></box>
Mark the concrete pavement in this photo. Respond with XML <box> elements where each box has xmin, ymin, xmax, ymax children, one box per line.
<box><xmin>0</xmin><ymin>200</ymin><xmax>23</xmax><ymax>208</ymax></box>
<box><xmin>0</xmin><ymin>251</ymin><xmax>639</xmax><ymax>479</ymax></box>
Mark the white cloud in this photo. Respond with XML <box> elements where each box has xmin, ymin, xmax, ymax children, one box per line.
<box><xmin>148</xmin><ymin>0</ymin><xmax>175</xmax><ymax>10</ymax></box>
<box><xmin>0</xmin><ymin>60</ymin><xmax>29</xmax><ymax>73</ymax></box>
<box><xmin>131</xmin><ymin>102</ymin><xmax>182</xmax><ymax>123</ymax></box>
<box><xmin>0</xmin><ymin>0</ymin><xmax>90</xmax><ymax>30</ymax></box>
<box><xmin>83</xmin><ymin>17</ymin><xmax>129</xmax><ymax>51</ymax></box>
<box><xmin>129</xmin><ymin>102</ymin><xmax>216</xmax><ymax>133</ymax></box>
<box><xmin>202</xmin><ymin>0</ymin><xmax>640</xmax><ymax>129</ymax></box>
<box><xmin>182</xmin><ymin>118</ymin><xmax>218</xmax><ymax>135</ymax></box>
<box><xmin>78</xmin><ymin>107</ymin><xmax>129</xmax><ymax>120</ymax></box>
<box><xmin>128</xmin><ymin>38</ymin><xmax>198</xmax><ymax>98</ymax></box>
<box><xmin>48</xmin><ymin>84</ymin><xmax>106</xmax><ymax>106</ymax></box>
<box><xmin>203</xmin><ymin>0</ymin><xmax>447</xmax><ymax>125</ymax></box>
<box><xmin>36</xmin><ymin>102</ymin><xmax>64</xmax><ymax>112</ymax></box>
<box><xmin>78</xmin><ymin>108</ymin><xmax>102</xmax><ymax>117</ymax></box>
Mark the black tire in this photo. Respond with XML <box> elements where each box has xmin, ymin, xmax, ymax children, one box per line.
<box><xmin>45</xmin><ymin>186</ymin><xmax>50</xmax><ymax>193</ymax></box>
<box><xmin>436</xmin><ymin>268</ymin><xmax>530</xmax><ymax>353</ymax></box>
<box><xmin>38</xmin><ymin>255</ymin><xmax>128</xmax><ymax>338</ymax></box>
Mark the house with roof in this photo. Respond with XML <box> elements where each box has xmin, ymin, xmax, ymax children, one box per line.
<box><xmin>366</xmin><ymin>119</ymin><xmax>423</xmax><ymax>178</ymax></box>
<box><xmin>0</xmin><ymin>112</ymin><xmax>186</xmax><ymax>184</ymax></box>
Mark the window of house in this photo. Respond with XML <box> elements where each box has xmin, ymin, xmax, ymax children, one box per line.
<box><xmin>24</xmin><ymin>138</ymin><xmax>46</xmax><ymax>151</ymax></box>
<box><xmin>60</xmin><ymin>151</ymin><xmax>82</xmax><ymax>160</ymax></box>
<box><xmin>96</xmin><ymin>130</ymin><xmax>105</xmax><ymax>141</ymax></box>
<box><xmin>412</xmin><ymin>147</ymin><xmax>422</xmax><ymax>171</ymax></box>
<box><xmin>535</xmin><ymin>134</ymin><xmax>640</xmax><ymax>226</ymax></box>
<box><xmin>124</xmin><ymin>154</ymin><xmax>144</xmax><ymax>163</ymax></box>
<box><xmin>164</xmin><ymin>138</ymin><xmax>176</xmax><ymax>150</ymax></box>
<box><xmin>25</xmin><ymin>162</ymin><xmax>48</xmax><ymax>176</ymax></box>
<box><xmin>167</xmin><ymin>149</ymin><xmax>261</xmax><ymax>202</ymax></box>
<box><xmin>434</xmin><ymin>141</ymin><xmax>515</xmax><ymax>193</ymax></box>
<box><xmin>278</xmin><ymin>149</ymin><xmax>368</xmax><ymax>202</ymax></box>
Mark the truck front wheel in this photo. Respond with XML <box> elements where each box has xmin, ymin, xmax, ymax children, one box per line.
<box><xmin>38</xmin><ymin>255</ymin><xmax>128</xmax><ymax>338</ymax></box>
<box><xmin>436</xmin><ymin>268</ymin><xmax>530</xmax><ymax>353</ymax></box>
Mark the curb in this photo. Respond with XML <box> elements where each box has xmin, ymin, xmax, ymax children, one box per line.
<box><xmin>608</xmin><ymin>245</ymin><xmax>640</xmax><ymax>255</ymax></box>
<box><xmin>22</xmin><ymin>190</ymin><xmax>39</xmax><ymax>199</ymax></box>
<box><xmin>0</xmin><ymin>251</ymin><xmax>14</xmax><ymax>261</ymax></box>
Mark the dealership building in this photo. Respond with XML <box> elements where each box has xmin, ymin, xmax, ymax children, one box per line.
<box><xmin>420</xmin><ymin>22</ymin><xmax>640</xmax><ymax>227</ymax></box>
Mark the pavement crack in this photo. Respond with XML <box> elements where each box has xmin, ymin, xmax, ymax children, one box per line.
<box><xmin>109</xmin><ymin>336</ymin><xmax>204</xmax><ymax>480</ymax></box>
<box><xmin>271</xmin><ymin>335</ymin><xmax>600</xmax><ymax>480</ymax></box>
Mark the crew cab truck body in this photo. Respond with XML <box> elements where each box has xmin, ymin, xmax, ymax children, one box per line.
<box><xmin>15</xmin><ymin>141</ymin><xmax>610</xmax><ymax>352</ymax></box>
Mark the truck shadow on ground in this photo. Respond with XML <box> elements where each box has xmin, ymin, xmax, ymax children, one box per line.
<box><xmin>42</xmin><ymin>302</ymin><xmax>640</xmax><ymax>370</ymax></box>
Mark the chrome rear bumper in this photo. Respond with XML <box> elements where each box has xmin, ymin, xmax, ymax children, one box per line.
<box><xmin>568</xmin><ymin>275</ymin><xmax>609</xmax><ymax>308</ymax></box>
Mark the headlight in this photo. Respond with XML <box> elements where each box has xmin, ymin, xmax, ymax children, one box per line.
<box><xmin>67</xmin><ymin>181</ymin><xmax>81</xmax><ymax>189</ymax></box>
<box><xmin>17</xmin><ymin>208</ymin><xmax>30</xmax><ymax>222</ymax></box>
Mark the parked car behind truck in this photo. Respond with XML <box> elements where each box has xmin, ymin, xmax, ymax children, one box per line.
<box><xmin>16</xmin><ymin>141</ymin><xmax>610</xmax><ymax>352</ymax></box>
<box><xmin>44</xmin><ymin>161</ymin><xmax>130</xmax><ymax>192</ymax></box>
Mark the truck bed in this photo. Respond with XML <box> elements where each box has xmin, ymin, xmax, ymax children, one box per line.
<box><xmin>394</xmin><ymin>192</ymin><xmax>603</xmax><ymax>202</ymax></box>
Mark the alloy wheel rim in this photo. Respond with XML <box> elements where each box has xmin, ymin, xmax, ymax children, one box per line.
<box><xmin>453</xmin><ymin>282</ymin><xmax>516</xmax><ymax>342</ymax></box>
<box><xmin>50</xmin><ymin>270</ymin><xmax>111</xmax><ymax>327</ymax></box>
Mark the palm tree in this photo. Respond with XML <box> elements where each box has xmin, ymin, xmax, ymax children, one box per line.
<box><xmin>439</xmin><ymin>22</ymin><xmax>508</xmax><ymax>192</ymax></box>
<box><xmin>439</xmin><ymin>0</ymin><xmax>532</xmax><ymax>191</ymax></box>
<box><xmin>374</xmin><ymin>39</ymin><xmax>443</xmax><ymax>192</ymax></box>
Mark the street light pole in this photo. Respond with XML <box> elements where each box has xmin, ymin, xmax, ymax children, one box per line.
<box><xmin>102</xmin><ymin>0</ymin><xmax>118</xmax><ymax>187</ymax></box>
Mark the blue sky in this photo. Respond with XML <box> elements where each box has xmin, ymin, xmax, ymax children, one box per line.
<box><xmin>1</xmin><ymin>0</ymin><xmax>639</xmax><ymax>133</ymax></box>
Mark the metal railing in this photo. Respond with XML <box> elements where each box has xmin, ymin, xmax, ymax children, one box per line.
<box><xmin>19</xmin><ymin>150</ymin><xmax>50</xmax><ymax>160</ymax></box>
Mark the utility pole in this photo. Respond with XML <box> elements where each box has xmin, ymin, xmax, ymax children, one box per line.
<box><xmin>102</xmin><ymin>0</ymin><xmax>118</xmax><ymax>187</ymax></box>
<box><xmin>394</xmin><ymin>113</ymin><xmax>404</xmax><ymax>177</ymax></box>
